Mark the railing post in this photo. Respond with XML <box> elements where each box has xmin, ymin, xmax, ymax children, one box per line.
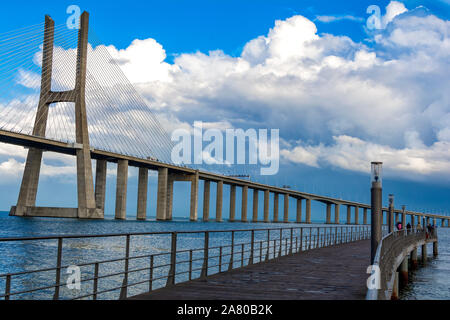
<box><xmin>119</xmin><ymin>234</ymin><xmax>130</xmax><ymax>300</ymax></box>
<box><xmin>5</xmin><ymin>274</ymin><xmax>11</xmax><ymax>301</ymax></box>
<box><xmin>219</xmin><ymin>247</ymin><xmax>223</xmax><ymax>272</ymax></box>
<box><xmin>150</xmin><ymin>255</ymin><xmax>154</xmax><ymax>289</ymax></box>
<box><xmin>300</xmin><ymin>228</ymin><xmax>303</xmax><ymax>252</ymax></box>
<box><xmin>228</xmin><ymin>231</ymin><xmax>235</xmax><ymax>271</ymax></box>
<box><xmin>93</xmin><ymin>262</ymin><xmax>99</xmax><ymax>300</ymax></box>
<box><xmin>266</xmin><ymin>230</ymin><xmax>270</xmax><ymax>261</ymax></box>
<box><xmin>241</xmin><ymin>243</ymin><xmax>244</xmax><ymax>267</ymax></box>
<box><xmin>290</xmin><ymin>228</ymin><xmax>293</xmax><ymax>255</ymax></box>
<box><xmin>53</xmin><ymin>238</ymin><xmax>63</xmax><ymax>300</ymax></box>
<box><xmin>250</xmin><ymin>230</ymin><xmax>255</xmax><ymax>264</ymax></box>
<box><xmin>166</xmin><ymin>232</ymin><xmax>177</xmax><ymax>287</ymax></box>
<box><xmin>201</xmin><ymin>231</ymin><xmax>210</xmax><ymax>278</ymax></box>
<box><xmin>279</xmin><ymin>229</ymin><xmax>282</xmax><ymax>257</ymax></box>
<box><xmin>309</xmin><ymin>228</ymin><xmax>312</xmax><ymax>250</ymax></box>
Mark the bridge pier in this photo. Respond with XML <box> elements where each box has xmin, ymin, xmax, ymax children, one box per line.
<box><xmin>296</xmin><ymin>198</ymin><xmax>302</xmax><ymax>223</ymax></box>
<box><xmin>354</xmin><ymin>206</ymin><xmax>359</xmax><ymax>225</ymax></box>
<box><xmin>334</xmin><ymin>204</ymin><xmax>340</xmax><ymax>224</ymax></box>
<box><xmin>94</xmin><ymin>160</ymin><xmax>107</xmax><ymax>212</ymax></box>
<box><xmin>399</xmin><ymin>258</ymin><xmax>408</xmax><ymax>286</ymax></box>
<box><xmin>156</xmin><ymin>168</ymin><xmax>168</xmax><ymax>221</ymax></box>
<box><xmin>203</xmin><ymin>180</ymin><xmax>210</xmax><ymax>221</ymax></box>
<box><xmin>273</xmin><ymin>193</ymin><xmax>279</xmax><ymax>222</ymax></box>
<box><xmin>410</xmin><ymin>247</ymin><xmax>418</xmax><ymax>269</ymax></box>
<box><xmin>347</xmin><ymin>205</ymin><xmax>352</xmax><ymax>224</ymax></box>
<box><xmin>230</xmin><ymin>185</ymin><xmax>237</xmax><ymax>222</ymax></box>
<box><xmin>189</xmin><ymin>172</ymin><xmax>199</xmax><ymax>221</ymax></box>
<box><xmin>391</xmin><ymin>272</ymin><xmax>399</xmax><ymax>300</ymax></box>
<box><xmin>137</xmin><ymin>167</ymin><xmax>148</xmax><ymax>220</ymax></box>
<box><xmin>363</xmin><ymin>208</ymin><xmax>368</xmax><ymax>225</ymax></box>
<box><xmin>216</xmin><ymin>181</ymin><xmax>223</xmax><ymax>222</ymax></box>
<box><xmin>263</xmin><ymin>190</ymin><xmax>270</xmax><ymax>223</ymax></box>
<box><xmin>241</xmin><ymin>186</ymin><xmax>248</xmax><ymax>222</ymax></box>
<box><xmin>433</xmin><ymin>241</ymin><xmax>438</xmax><ymax>256</ymax></box>
<box><xmin>326</xmin><ymin>203</ymin><xmax>332</xmax><ymax>224</ymax></box>
<box><xmin>283</xmin><ymin>194</ymin><xmax>289</xmax><ymax>223</ymax></box>
<box><xmin>115</xmin><ymin>160</ymin><xmax>128</xmax><ymax>220</ymax></box>
<box><xmin>422</xmin><ymin>243</ymin><xmax>427</xmax><ymax>264</ymax></box>
<box><xmin>305</xmin><ymin>199</ymin><xmax>311</xmax><ymax>224</ymax></box>
<box><xmin>166</xmin><ymin>176</ymin><xmax>174</xmax><ymax>220</ymax></box>
<box><xmin>252</xmin><ymin>189</ymin><xmax>259</xmax><ymax>223</ymax></box>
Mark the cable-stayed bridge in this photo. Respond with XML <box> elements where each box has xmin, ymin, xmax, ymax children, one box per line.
<box><xmin>0</xmin><ymin>12</ymin><xmax>448</xmax><ymax>227</ymax></box>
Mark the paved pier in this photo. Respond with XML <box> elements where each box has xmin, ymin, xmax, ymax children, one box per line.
<box><xmin>132</xmin><ymin>240</ymin><xmax>371</xmax><ymax>300</ymax></box>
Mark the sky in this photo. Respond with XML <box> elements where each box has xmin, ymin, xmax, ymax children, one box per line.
<box><xmin>0</xmin><ymin>0</ymin><xmax>449</xmax><ymax>219</ymax></box>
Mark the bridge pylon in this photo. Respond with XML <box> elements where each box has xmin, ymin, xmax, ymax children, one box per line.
<box><xmin>11</xmin><ymin>12</ymin><xmax>102</xmax><ymax>219</ymax></box>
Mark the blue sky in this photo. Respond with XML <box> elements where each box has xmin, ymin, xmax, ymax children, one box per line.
<box><xmin>0</xmin><ymin>0</ymin><xmax>449</xmax><ymax>219</ymax></box>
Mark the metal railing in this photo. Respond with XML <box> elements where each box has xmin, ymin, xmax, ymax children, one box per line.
<box><xmin>366</xmin><ymin>227</ymin><xmax>437</xmax><ymax>300</ymax></box>
<box><xmin>0</xmin><ymin>225</ymin><xmax>371</xmax><ymax>300</ymax></box>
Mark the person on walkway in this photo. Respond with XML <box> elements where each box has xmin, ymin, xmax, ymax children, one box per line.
<box><xmin>406</xmin><ymin>223</ymin><xmax>412</xmax><ymax>234</ymax></box>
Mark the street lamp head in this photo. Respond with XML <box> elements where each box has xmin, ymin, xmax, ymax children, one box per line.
<box><xmin>389</xmin><ymin>194</ymin><xmax>394</xmax><ymax>205</ymax></box>
<box><xmin>371</xmin><ymin>162</ymin><xmax>383</xmax><ymax>187</ymax></box>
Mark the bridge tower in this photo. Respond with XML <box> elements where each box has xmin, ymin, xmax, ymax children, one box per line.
<box><xmin>11</xmin><ymin>12</ymin><xmax>102</xmax><ymax>219</ymax></box>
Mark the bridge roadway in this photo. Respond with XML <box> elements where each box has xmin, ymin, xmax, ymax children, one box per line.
<box><xmin>131</xmin><ymin>240</ymin><xmax>371</xmax><ymax>300</ymax></box>
<box><xmin>1</xmin><ymin>129</ymin><xmax>448</xmax><ymax>223</ymax></box>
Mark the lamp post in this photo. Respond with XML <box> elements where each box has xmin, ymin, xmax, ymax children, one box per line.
<box><xmin>388</xmin><ymin>194</ymin><xmax>394</xmax><ymax>233</ymax></box>
<box><xmin>371</xmin><ymin>162</ymin><xmax>383</xmax><ymax>264</ymax></box>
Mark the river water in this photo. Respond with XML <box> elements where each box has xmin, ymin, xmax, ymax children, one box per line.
<box><xmin>0</xmin><ymin>211</ymin><xmax>448</xmax><ymax>300</ymax></box>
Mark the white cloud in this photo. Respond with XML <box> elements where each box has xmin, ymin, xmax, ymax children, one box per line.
<box><xmin>4</xmin><ymin>1</ymin><xmax>450</xmax><ymax>181</ymax></box>
<box><xmin>315</xmin><ymin>15</ymin><xmax>364</xmax><ymax>23</ymax></box>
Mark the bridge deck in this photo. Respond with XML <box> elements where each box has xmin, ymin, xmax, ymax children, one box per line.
<box><xmin>131</xmin><ymin>240</ymin><xmax>371</xmax><ymax>300</ymax></box>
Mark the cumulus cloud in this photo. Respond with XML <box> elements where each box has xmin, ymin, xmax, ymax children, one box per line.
<box><xmin>315</xmin><ymin>15</ymin><xmax>364</xmax><ymax>23</ymax></box>
<box><xmin>6</xmin><ymin>1</ymin><xmax>450</xmax><ymax>181</ymax></box>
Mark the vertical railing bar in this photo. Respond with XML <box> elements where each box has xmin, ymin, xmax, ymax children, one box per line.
<box><xmin>219</xmin><ymin>247</ymin><xmax>222</xmax><ymax>273</ymax></box>
<box><xmin>150</xmin><ymin>255</ymin><xmax>154</xmax><ymax>290</ymax></box>
<box><xmin>250</xmin><ymin>230</ymin><xmax>255</xmax><ymax>264</ymax></box>
<box><xmin>290</xmin><ymin>228</ymin><xmax>293</xmax><ymax>255</ymax></box>
<box><xmin>228</xmin><ymin>231</ymin><xmax>234</xmax><ymax>271</ymax></box>
<box><xmin>53</xmin><ymin>237</ymin><xmax>63</xmax><ymax>300</ymax></box>
<box><xmin>166</xmin><ymin>232</ymin><xmax>177</xmax><ymax>287</ymax></box>
<box><xmin>265</xmin><ymin>230</ymin><xmax>270</xmax><ymax>262</ymax></box>
<box><xmin>201</xmin><ymin>231</ymin><xmax>209</xmax><ymax>278</ymax></box>
<box><xmin>93</xmin><ymin>262</ymin><xmax>99</xmax><ymax>300</ymax></box>
<box><xmin>119</xmin><ymin>234</ymin><xmax>130</xmax><ymax>300</ymax></box>
<box><xmin>241</xmin><ymin>243</ymin><xmax>244</xmax><ymax>268</ymax></box>
<box><xmin>5</xmin><ymin>275</ymin><xmax>11</xmax><ymax>301</ymax></box>
<box><xmin>279</xmin><ymin>229</ymin><xmax>282</xmax><ymax>257</ymax></box>
<box><xmin>300</xmin><ymin>228</ymin><xmax>303</xmax><ymax>252</ymax></box>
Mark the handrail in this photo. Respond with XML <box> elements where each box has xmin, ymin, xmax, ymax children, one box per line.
<box><xmin>366</xmin><ymin>227</ymin><xmax>437</xmax><ymax>300</ymax></box>
<box><xmin>0</xmin><ymin>225</ymin><xmax>371</xmax><ymax>300</ymax></box>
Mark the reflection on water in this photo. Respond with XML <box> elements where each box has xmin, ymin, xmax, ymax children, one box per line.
<box><xmin>400</xmin><ymin>228</ymin><xmax>450</xmax><ymax>300</ymax></box>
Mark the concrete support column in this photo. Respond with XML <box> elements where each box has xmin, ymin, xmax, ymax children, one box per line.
<box><xmin>273</xmin><ymin>193</ymin><xmax>279</xmax><ymax>222</ymax></box>
<box><xmin>189</xmin><ymin>172</ymin><xmax>199</xmax><ymax>221</ymax></box>
<box><xmin>166</xmin><ymin>176</ymin><xmax>174</xmax><ymax>220</ymax></box>
<box><xmin>400</xmin><ymin>258</ymin><xmax>408</xmax><ymax>286</ymax></box>
<box><xmin>326</xmin><ymin>203</ymin><xmax>332</xmax><ymax>224</ymax></box>
<box><xmin>263</xmin><ymin>190</ymin><xmax>270</xmax><ymax>223</ymax></box>
<box><xmin>156</xmin><ymin>168</ymin><xmax>168</xmax><ymax>221</ymax></box>
<box><xmin>422</xmin><ymin>244</ymin><xmax>427</xmax><ymax>264</ymax></box>
<box><xmin>391</xmin><ymin>272</ymin><xmax>399</xmax><ymax>300</ymax></box>
<box><xmin>433</xmin><ymin>241</ymin><xmax>438</xmax><ymax>256</ymax></box>
<box><xmin>354</xmin><ymin>206</ymin><xmax>359</xmax><ymax>225</ymax></box>
<box><xmin>283</xmin><ymin>194</ymin><xmax>289</xmax><ymax>223</ymax></box>
<box><xmin>347</xmin><ymin>205</ymin><xmax>352</xmax><ymax>224</ymax></box>
<box><xmin>252</xmin><ymin>189</ymin><xmax>259</xmax><ymax>223</ymax></box>
<box><xmin>411</xmin><ymin>215</ymin><xmax>415</xmax><ymax>227</ymax></box>
<box><xmin>114</xmin><ymin>160</ymin><xmax>128</xmax><ymax>220</ymax></box>
<box><xmin>203</xmin><ymin>181</ymin><xmax>210</xmax><ymax>222</ymax></box>
<box><xmin>411</xmin><ymin>247</ymin><xmax>418</xmax><ymax>269</ymax></box>
<box><xmin>230</xmin><ymin>185</ymin><xmax>237</xmax><ymax>222</ymax></box>
<box><xmin>241</xmin><ymin>186</ymin><xmax>248</xmax><ymax>222</ymax></box>
<box><xmin>363</xmin><ymin>208</ymin><xmax>368</xmax><ymax>225</ymax></box>
<box><xmin>136</xmin><ymin>167</ymin><xmax>148</xmax><ymax>220</ymax></box>
<box><xmin>334</xmin><ymin>204</ymin><xmax>340</xmax><ymax>224</ymax></box>
<box><xmin>402</xmin><ymin>206</ymin><xmax>407</xmax><ymax>230</ymax></box>
<box><xmin>296</xmin><ymin>198</ymin><xmax>302</xmax><ymax>223</ymax></box>
<box><xmin>216</xmin><ymin>181</ymin><xmax>223</xmax><ymax>222</ymax></box>
<box><xmin>94</xmin><ymin>160</ymin><xmax>107</xmax><ymax>212</ymax></box>
<box><xmin>305</xmin><ymin>199</ymin><xmax>311</xmax><ymax>224</ymax></box>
